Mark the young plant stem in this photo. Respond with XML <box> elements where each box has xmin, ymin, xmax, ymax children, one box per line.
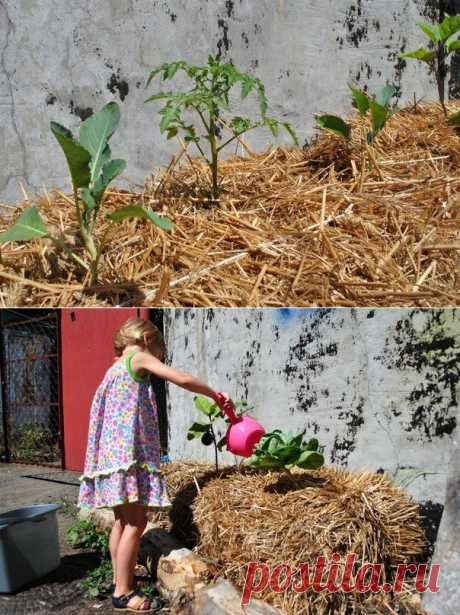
<box><xmin>48</xmin><ymin>236</ymin><xmax>90</xmax><ymax>271</ymax></box>
<box><xmin>210</xmin><ymin>422</ymin><xmax>219</xmax><ymax>473</ymax></box>
<box><xmin>208</xmin><ymin>116</ymin><xmax>220</xmax><ymax>201</ymax></box>
<box><xmin>436</xmin><ymin>45</ymin><xmax>448</xmax><ymax>117</ymax></box>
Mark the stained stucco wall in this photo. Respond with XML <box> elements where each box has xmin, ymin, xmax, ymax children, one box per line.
<box><xmin>164</xmin><ymin>308</ymin><xmax>459</xmax><ymax>514</ymax></box>
<box><xmin>1</xmin><ymin>0</ymin><xmax>456</xmax><ymax>203</ymax></box>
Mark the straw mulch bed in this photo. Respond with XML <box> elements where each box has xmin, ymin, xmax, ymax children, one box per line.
<box><xmin>0</xmin><ymin>102</ymin><xmax>459</xmax><ymax>307</ymax></box>
<box><xmin>150</xmin><ymin>462</ymin><xmax>430</xmax><ymax>615</ymax></box>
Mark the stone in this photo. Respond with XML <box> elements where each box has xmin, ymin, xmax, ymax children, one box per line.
<box><xmin>423</xmin><ymin>408</ymin><xmax>460</xmax><ymax>615</ymax></box>
<box><xmin>156</xmin><ymin>547</ymin><xmax>212</xmax><ymax>595</ymax></box>
<box><xmin>176</xmin><ymin>578</ymin><xmax>285</xmax><ymax>615</ymax></box>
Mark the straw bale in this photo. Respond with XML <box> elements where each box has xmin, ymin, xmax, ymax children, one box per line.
<box><xmin>149</xmin><ymin>462</ymin><xmax>430</xmax><ymax>614</ymax></box>
<box><xmin>0</xmin><ymin>102</ymin><xmax>458</xmax><ymax>306</ymax></box>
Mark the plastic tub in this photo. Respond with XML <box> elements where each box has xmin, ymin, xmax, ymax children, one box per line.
<box><xmin>0</xmin><ymin>504</ymin><xmax>62</xmax><ymax>592</ymax></box>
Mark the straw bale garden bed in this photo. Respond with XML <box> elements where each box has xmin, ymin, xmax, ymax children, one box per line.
<box><xmin>146</xmin><ymin>461</ymin><xmax>432</xmax><ymax>615</ymax></box>
<box><xmin>0</xmin><ymin>101</ymin><xmax>459</xmax><ymax>308</ymax></box>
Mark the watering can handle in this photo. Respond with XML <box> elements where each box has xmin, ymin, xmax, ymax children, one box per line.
<box><xmin>215</xmin><ymin>392</ymin><xmax>239</xmax><ymax>424</ymax></box>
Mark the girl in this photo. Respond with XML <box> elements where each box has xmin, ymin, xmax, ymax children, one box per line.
<box><xmin>77</xmin><ymin>317</ymin><xmax>231</xmax><ymax>612</ymax></box>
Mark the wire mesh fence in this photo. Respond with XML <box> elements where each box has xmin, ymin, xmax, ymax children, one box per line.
<box><xmin>0</xmin><ymin>310</ymin><xmax>62</xmax><ymax>466</ymax></box>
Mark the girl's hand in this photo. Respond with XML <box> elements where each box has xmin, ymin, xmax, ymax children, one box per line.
<box><xmin>214</xmin><ymin>392</ymin><xmax>238</xmax><ymax>421</ymax></box>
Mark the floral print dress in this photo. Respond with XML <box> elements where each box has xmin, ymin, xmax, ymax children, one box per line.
<box><xmin>78</xmin><ymin>352</ymin><xmax>171</xmax><ymax>510</ymax></box>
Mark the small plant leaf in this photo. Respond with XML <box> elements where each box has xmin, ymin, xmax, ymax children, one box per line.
<box><xmin>79</xmin><ymin>102</ymin><xmax>121</xmax><ymax>182</ymax></box>
<box><xmin>0</xmin><ymin>207</ymin><xmax>48</xmax><ymax>243</ymax></box>
<box><xmin>187</xmin><ymin>421</ymin><xmax>210</xmax><ymax>440</ymax></box>
<box><xmin>369</xmin><ymin>100</ymin><xmax>389</xmax><ymax>136</ymax></box>
<box><xmin>349</xmin><ymin>84</ymin><xmax>370</xmax><ymax>117</ymax></box>
<box><xmin>305</xmin><ymin>438</ymin><xmax>319</xmax><ymax>451</ymax></box>
<box><xmin>50</xmin><ymin>122</ymin><xmax>91</xmax><ymax>191</ymax></box>
<box><xmin>399</xmin><ymin>48</ymin><xmax>436</xmax><ymax>63</ymax></box>
<box><xmin>375</xmin><ymin>85</ymin><xmax>397</xmax><ymax>108</ymax></box>
<box><xmin>417</xmin><ymin>20</ymin><xmax>441</xmax><ymax>43</ymax></box>
<box><xmin>446</xmin><ymin>38</ymin><xmax>460</xmax><ymax>52</ymax></box>
<box><xmin>315</xmin><ymin>114</ymin><xmax>351</xmax><ymax>140</ymax></box>
<box><xmin>107</xmin><ymin>206</ymin><xmax>173</xmax><ymax>231</ymax></box>
<box><xmin>438</xmin><ymin>15</ymin><xmax>460</xmax><ymax>42</ymax></box>
<box><xmin>193</xmin><ymin>395</ymin><xmax>215</xmax><ymax>416</ymax></box>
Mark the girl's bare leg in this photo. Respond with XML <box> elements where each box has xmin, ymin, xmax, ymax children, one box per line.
<box><xmin>113</xmin><ymin>503</ymin><xmax>148</xmax><ymax>603</ymax></box>
<box><xmin>110</xmin><ymin>507</ymin><xmax>125</xmax><ymax>585</ymax></box>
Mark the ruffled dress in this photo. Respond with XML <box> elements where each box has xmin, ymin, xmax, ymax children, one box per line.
<box><xmin>78</xmin><ymin>352</ymin><xmax>171</xmax><ymax>510</ymax></box>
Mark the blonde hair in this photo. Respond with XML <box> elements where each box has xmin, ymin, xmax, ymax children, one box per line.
<box><xmin>114</xmin><ymin>318</ymin><xmax>165</xmax><ymax>357</ymax></box>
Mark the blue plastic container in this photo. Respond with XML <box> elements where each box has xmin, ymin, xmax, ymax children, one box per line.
<box><xmin>0</xmin><ymin>504</ymin><xmax>61</xmax><ymax>592</ymax></box>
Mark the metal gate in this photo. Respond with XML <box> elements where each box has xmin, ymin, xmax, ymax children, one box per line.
<box><xmin>0</xmin><ymin>310</ymin><xmax>63</xmax><ymax>467</ymax></box>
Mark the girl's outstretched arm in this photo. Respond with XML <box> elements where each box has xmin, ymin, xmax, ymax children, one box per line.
<box><xmin>132</xmin><ymin>351</ymin><xmax>220</xmax><ymax>401</ymax></box>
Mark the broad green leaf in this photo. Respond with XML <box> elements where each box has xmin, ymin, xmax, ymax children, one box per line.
<box><xmin>417</xmin><ymin>20</ymin><xmax>441</xmax><ymax>43</ymax></box>
<box><xmin>107</xmin><ymin>206</ymin><xmax>173</xmax><ymax>231</ymax></box>
<box><xmin>167</xmin><ymin>126</ymin><xmax>178</xmax><ymax>140</ymax></box>
<box><xmin>305</xmin><ymin>438</ymin><xmax>319</xmax><ymax>451</ymax></box>
<box><xmin>399</xmin><ymin>48</ymin><xmax>436</xmax><ymax>63</ymax></box>
<box><xmin>79</xmin><ymin>102</ymin><xmax>121</xmax><ymax>183</ymax></box>
<box><xmin>315</xmin><ymin>114</ymin><xmax>351</xmax><ymax>140</ymax></box>
<box><xmin>193</xmin><ymin>395</ymin><xmax>215</xmax><ymax>416</ymax></box>
<box><xmin>349</xmin><ymin>84</ymin><xmax>370</xmax><ymax>117</ymax></box>
<box><xmin>446</xmin><ymin>38</ymin><xmax>460</xmax><ymax>53</ymax></box>
<box><xmin>296</xmin><ymin>450</ymin><xmax>324</xmax><ymax>470</ymax></box>
<box><xmin>0</xmin><ymin>207</ymin><xmax>48</xmax><ymax>243</ymax></box>
<box><xmin>92</xmin><ymin>159</ymin><xmax>126</xmax><ymax>205</ymax></box>
<box><xmin>187</xmin><ymin>421</ymin><xmax>209</xmax><ymax>440</ymax></box>
<box><xmin>438</xmin><ymin>15</ymin><xmax>460</xmax><ymax>42</ymax></box>
<box><xmin>50</xmin><ymin>122</ymin><xmax>91</xmax><ymax>191</ymax></box>
<box><xmin>375</xmin><ymin>85</ymin><xmax>397</xmax><ymax>108</ymax></box>
<box><xmin>369</xmin><ymin>100</ymin><xmax>389</xmax><ymax>136</ymax></box>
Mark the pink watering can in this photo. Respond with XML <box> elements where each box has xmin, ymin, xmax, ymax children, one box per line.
<box><xmin>215</xmin><ymin>393</ymin><xmax>266</xmax><ymax>457</ymax></box>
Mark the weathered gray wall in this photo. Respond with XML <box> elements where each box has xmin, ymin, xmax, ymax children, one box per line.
<box><xmin>164</xmin><ymin>308</ymin><xmax>459</xmax><ymax>515</ymax></box>
<box><xmin>0</xmin><ymin>0</ymin><xmax>451</xmax><ymax>203</ymax></box>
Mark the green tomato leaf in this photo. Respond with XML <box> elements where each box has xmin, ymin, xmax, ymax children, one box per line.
<box><xmin>348</xmin><ymin>84</ymin><xmax>370</xmax><ymax>117</ymax></box>
<box><xmin>0</xmin><ymin>207</ymin><xmax>48</xmax><ymax>243</ymax></box>
<box><xmin>79</xmin><ymin>102</ymin><xmax>121</xmax><ymax>183</ymax></box>
<box><xmin>315</xmin><ymin>114</ymin><xmax>351</xmax><ymax>141</ymax></box>
<box><xmin>282</xmin><ymin>122</ymin><xmax>299</xmax><ymax>146</ymax></box>
<box><xmin>399</xmin><ymin>48</ymin><xmax>436</xmax><ymax>63</ymax></box>
<box><xmin>50</xmin><ymin>122</ymin><xmax>91</xmax><ymax>192</ymax></box>
<box><xmin>107</xmin><ymin>206</ymin><xmax>173</xmax><ymax>231</ymax></box>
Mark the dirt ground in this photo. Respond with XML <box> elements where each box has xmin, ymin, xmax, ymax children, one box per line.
<box><xmin>0</xmin><ymin>463</ymin><xmax>166</xmax><ymax>615</ymax></box>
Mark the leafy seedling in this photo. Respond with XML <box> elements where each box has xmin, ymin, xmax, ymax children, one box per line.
<box><xmin>399</xmin><ymin>14</ymin><xmax>460</xmax><ymax>117</ymax></box>
<box><xmin>145</xmin><ymin>55</ymin><xmax>298</xmax><ymax>201</ymax></box>
<box><xmin>246</xmin><ymin>429</ymin><xmax>325</xmax><ymax>473</ymax></box>
<box><xmin>0</xmin><ymin>103</ymin><xmax>172</xmax><ymax>285</ymax></box>
<box><xmin>187</xmin><ymin>395</ymin><xmax>251</xmax><ymax>472</ymax></box>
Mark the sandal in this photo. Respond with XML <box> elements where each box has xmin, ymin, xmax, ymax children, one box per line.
<box><xmin>112</xmin><ymin>589</ymin><xmax>163</xmax><ymax>612</ymax></box>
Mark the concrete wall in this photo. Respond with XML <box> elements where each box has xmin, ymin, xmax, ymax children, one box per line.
<box><xmin>1</xmin><ymin>0</ymin><xmax>454</xmax><ymax>203</ymax></box>
<box><xmin>164</xmin><ymin>308</ymin><xmax>459</xmax><ymax>512</ymax></box>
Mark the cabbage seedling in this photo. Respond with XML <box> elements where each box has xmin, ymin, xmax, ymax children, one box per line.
<box><xmin>0</xmin><ymin>102</ymin><xmax>172</xmax><ymax>285</ymax></box>
<box><xmin>246</xmin><ymin>429</ymin><xmax>324</xmax><ymax>473</ymax></box>
<box><xmin>145</xmin><ymin>55</ymin><xmax>298</xmax><ymax>202</ymax></box>
<box><xmin>399</xmin><ymin>14</ymin><xmax>460</xmax><ymax>118</ymax></box>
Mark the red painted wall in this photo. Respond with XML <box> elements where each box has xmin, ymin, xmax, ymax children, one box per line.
<box><xmin>61</xmin><ymin>308</ymin><xmax>149</xmax><ymax>471</ymax></box>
